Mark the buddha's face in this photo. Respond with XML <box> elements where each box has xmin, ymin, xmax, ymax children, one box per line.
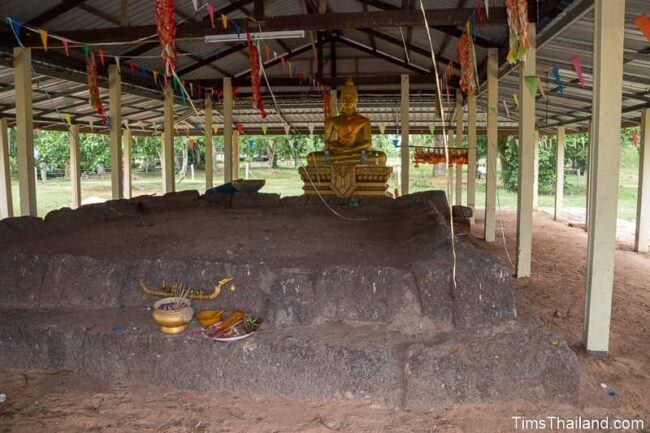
<box><xmin>339</xmin><ymin>93</ymin><xmax>358</xmax><ymax>115</ymax></box>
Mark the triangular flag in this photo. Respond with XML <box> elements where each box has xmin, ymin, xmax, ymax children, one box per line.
<box><xmin>83</xmin><ymin>44</ymin><xmax>89</xmax><ymax>60</ymax></box>
<box><xmin>124</xmin><ymin>119</ymin><xmax>130</xmax><ymax>130</ymax></box>
<box><xmin>552</xmin><ymin>67</ymin><xmax>563</xmax><ymax>96</ymax></box>
<box><xmin>261</xmin><ymin>124</ymin><xmax>268</xmax><ymax>135</ymax></box>
<box><xmin>503</xmin><ymin>100</ymin><xmax>510</xmax><ymax>118</ymax></box>
<box><xmin>39</xmin><ymin>29</ymin><xmax>48</xmax><ymax>51</ymax></box>
<box><xmin>63</xmin><ymin>113</ymin><xmax>72</xmax><ymax>126</ymax></box>
<box><xmin>98</xmin><ymin>49</ymin><xmax>105</xmax><ymax>66</ymax></box>
<box><xmin>137</xmin><ymin>120</ymin><xmax>145</xmax><ymax>130</ymax></box>
<box><xmin>114</xmin><ymin>56</ymin><xmax>121</xmax><ymax>73</ymax></box>
<box><xmin>62</xmin><ymin>38</ymin><xmax>69</xmax><ymax>56</ymax></box>
<box><xmin>235</xmin><ymin>24</ymin><xmax>241</xmax><ymax>38</ymax></box>
<box><xmin>513</xmin><ymin>93</ymin><xmax>519</xmax><ymax>108</ymax></box>
<box><xmin>284</xmin><ymin>124</ymin><xmax>291</xmax><ymax>135</ymax></box>
<box><xmin>288</xmin><ymin>61</ymin><xmax>293</xmax><ymax>77</ymax></box>
<box><xmin>632</xmin><ymin>130</ymin><xmax>638</xmax><ymax>146</ymax></box>
<box><xmin>128</xmin><ymin>62</ymin><xmax>136</xmax><ymax>76</ymax></box>
<box><xmin>88</xmin><ymin>118</ymin><xmax>94</xmax><ymax>131</ymax></box>
<box><xmin>207</xmin><ymin>4</ymin><xmax>215</xmax><ymax>28</ymax></box>
<box><xmin>633</xmin><ymin>13</ymin><xmax>650</xmax><ymax>42</ymax></box>
<box><xmin>265</xmin><ymin>45</ymin><xmax>270</xmax><ymax>61</ymax></box>
<box><xmin>140</xmin><ymin>66</ymin><xmax>147</xmax><ymax>78</ymax></box>
<box><xmin>153</xmin><ymin>70</ymin><xmax>158</xmax><ymax>84</ymax></box>
<box><xmin>484</xmin><ymin>0</ymin><xmax>489</xmax><ymax>18</ymax></box>
<box><xmin>308</xmin><ymin>124</ymin><xmax>315</xmax><ymax>135</ymax></box>
<box><xmin>379</xmin><ymin>123</ymin><xmax>386</xmax><ymax>135</ymax></box>
<box><xmin>236</xmin><ymin>123</ymin><xmax>244</xmax><ymax>134</ymax></box>
<box><xmin>428</xmin><ymin>123</ymin><xmax>435</xmax><ymax>135</ymax></box>
<box><xmin>221</xmin><ymin>14</ymin><xmax>228</xmax><ymax>28</ymax></box>
<box><xmin>524</xmin><ymin>75</ymin><xmax>537</xmax><ymax>98</ymax></box>
<box><xmin>191</xmin><ymin>0</ymin><xmax>199</xmax><ymax>11</ymax></box>
<box><xmin>8</xmin><ymin>19</ymin><xmax>22</xmax><ymax>41</ymax></box>
<box><xmin>213</xmin><ymin>124</ymin><xmax>219</xmax><ymax>134</ymax></box>
<box><xmin>152</xmin><ymin>121</ymin><xmax>158</xmax><ymax>131</ymax></box>
<box><xmin>537</xmin><ymin>76</ymin><xmax>545</xmax><ymax>99</ymax></box>
<box><xmin>570</xmin><ymin>55</ymin><xmax>585</xmax><ymax>87</ymax></box>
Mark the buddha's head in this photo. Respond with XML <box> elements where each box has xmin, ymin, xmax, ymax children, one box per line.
<box><xmin>339</xmin><ymin>77</ymin><xmax>358</xmax><ymax>115</ymax></box>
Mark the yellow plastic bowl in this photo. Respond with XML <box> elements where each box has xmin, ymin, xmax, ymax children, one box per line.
<box><xmin>196</xmin><ymin>309</ymin><xmax>224</xmax><ymax>328</ymax></box>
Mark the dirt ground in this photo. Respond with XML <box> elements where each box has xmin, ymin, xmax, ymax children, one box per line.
<box><xmin>1</xmin><ymin>209</ymin><xmax>648</xmax><ymax>432</ymax></box>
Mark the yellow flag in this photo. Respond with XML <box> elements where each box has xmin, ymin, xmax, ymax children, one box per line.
<box><xmin>221</xmin><ymin>14</ymin><xmax>228</xmax><ymax>28</ymax></box>
<box><xmin>40</xmin><ymin>30</ymin><xmax>48</xmax><ymax>51</ymax></box>
<box><xmin>513</xmin><ymin>93</ymin><xmax>519</xmax><ymax>108</ymax></box>
<box><xmin>153</xmin><ymin>70</ymin><xmax>158</xmax><ymax>84</ymax></box>
<box><xmin>63</xmin><ymin>113</ymin><xmax>71</xmax><ymax>126</ymax></box>
<box><xmin>288</xmin><ymin>61</ymin><xmax>293</xmax><ymax>78</ymax></box>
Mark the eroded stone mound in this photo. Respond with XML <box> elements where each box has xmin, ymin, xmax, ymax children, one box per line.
<box><xmin>0</xmin><ymin>190</ymin><xmax>579</xmax><ymax>407</ymax></box>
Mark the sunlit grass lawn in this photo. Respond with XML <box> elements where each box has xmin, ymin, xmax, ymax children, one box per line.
<box><xmin>8</xmin><ymin>158</ymin><xmax>640</xmax><ymax>222</ymax></box>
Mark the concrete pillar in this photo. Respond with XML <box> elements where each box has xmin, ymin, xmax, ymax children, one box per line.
<box><xmin>108</xmin><ymin>65</ymin><xmax>123</xmax><ymax>199</ymax></box>
<box><xmin>329</xmin><ymin>89</ymin><xmax>338</xmax><ymax>117</ymax></box>
<box><xmin>232</xmin><ymin>130</ymin><xmax>240</xmax><ymax>179</ymax></box>
<box><xmin>455</xmin><ymin>90</ymin><xmax>464</xmax><ymax>206</ymax></box>
<box><xmin>69</xmin><ymin>124</ymin><xmax>81</xmax><ymax>209</ymax></box>
<box><xmin>448</xmin><ymin>129</ymin><xmax>455</xmax><ymax>205</ymax></box>
<box><xmin>14</xmin><ymin>47</ymin><xmax>37</xmax><ymax>216</ymax></box>
<box><xmin>635</xmin><ymin>109</ymin><xmax>650</xmax><ymax>252</ymax></box>
<box><xmin>162</xmin><ymin>81</ymin><xmax>175</xmax><ymax>193</ymax></box>
<box><xmin>467</xmin><ymin>93</ymin><xmax>477</xmax><ymax>208</ymax></box>
<box><xmin>0</xmin><ymin>119</ymin><xmax>12</xmax><ymax>218</ymax></box>
<box><xmin>533</xmin><ymin>131</ymin><xmax>539</xmax><ymax>208</ymax></box>
<box><xmin>455</xmin><ymin>163</ymin><xmax>462</xmax><ymax>206</ymax></box>
<box><xmin>583</xmin><ymin>0</ymin><xmax>625</xmax><ymax>356</ymax></box>
<box><xmin>554</xmin><ymin>127</ymin><xmax>565</xmax><ymax>221</ymax></box>
<box><xmin>400</xmin><ymin>74</ymin><xmax>410</xmax><ymax>195</ymax></box>
<box><xmin>123</xmin><ymin>128</ymin><xmax>132</xmax><ymax>199</ymax></box>
<box><xmin>515</xmin><ymin>22</ymin><xmax>536</xmax><ymax>278</ymax></box>
<box><xmin>204</xmin><ymin>93</ymin><xmax>214</xmax><ymax>190</ymax></box>
<box><xmin>484</xmin><ymin>47</ymin><xmax>498</xmax><ymax>242</ymax></box>
<box><xmin>223</xmin><ymin>77</ymin><xmax>233</xmax><ymax>183</ymax></box>
<box><xmin>586</xmin><ymin>120</ymin><xmax>592</xmax><ymax>228</ymax></box>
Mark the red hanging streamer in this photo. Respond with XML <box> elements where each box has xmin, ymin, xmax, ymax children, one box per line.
<box><xmin>86</xmin><ymin>53</ymin><xmax>107</xmax><ymax>126</ymax></box>
<box><xmin>323</xmin><ymin>90</ymin><xmax>331</xmax><ymax>123</ymax></box>
<box><xmin>505</xmin><ymin>0</ymin><xmax>529</xmax><ymax>64</ymax></box>
<box><xmin>155</xmin><ymin>0</ymin><xmax>177</xmax><ymax>74</ymax></box>
<box><xmin>456</xmin><ymin>33</ymin><xmax>476</xmax><ymax>95</ymax></box>
<box><xmin>248</xmin><ymin>43</ymin><xmax>267</xmax><ymax>119</ymax></box>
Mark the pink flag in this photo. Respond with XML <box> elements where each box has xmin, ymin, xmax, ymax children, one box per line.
<box><xmin>570</xmin><ymin>55</ymin><xmax>585</xmax><ymax>87</ymax></box>
<box><xmin>207</xmin><ymin>4</ymin><xmax>215</xmax><ymax>28</ymax></box>
<box><xmin>62</xmin><ymin>38</ymin><xmax>69</xmax><ymax>56</ymax></box>
<box><xmin>632</xmin><ymin>130</ymin><xmax>638</xmax><ymax>147</ymax></box>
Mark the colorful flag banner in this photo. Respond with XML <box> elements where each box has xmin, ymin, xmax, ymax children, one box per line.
<box><xmin>570</xmin><ymin>55</ymin><xmax>585</xmax><ymax>87</ymax></box>
<box><xmin>39</xmin><ymin>29</ymin><xmax>48</xmax><ymax>51</ymax></box>
<box><xmin>524</xmin><ymin>75</ymin><xmax>537</xmax><ymax>98</ymax></box>
<box><xmin>633</xmin><ymin>13</ymin><xmax>650</xmax><ymax>42</ymax></box>
<box><xmin>552</xmin><ymin>67</ymin><xmax>563</xmax><ymax>96</ymax></box>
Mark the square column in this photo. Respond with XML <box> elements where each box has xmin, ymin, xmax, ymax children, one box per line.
<box><xmin>204</xmin><ymin>93</ymin><xmax>214</xmax><ymax>190</ymax></box>
<box><xmin>455</xmin><ymin>90</ymin><xmax>464</xmax><ymax>206</ymax></box>
<box><xmin>583</xmin><ymin>0</ymin><xmax>626</xmax><ymax>356</ymax></box>
<box><xmin>0</xmin><ymin>118</ymin><xmax>13</xmax><ymax>218</ymax></box>
<box><xmin>467</xmin><ymin>93</ymin><xmax>477</xmax><ymax>208</ymax></box>
<box><xmin>162</xmin><ymin>81</ymin><xmax>175</xmax><ymax>193</ymax></box>
<box><xmin>69</xmin><ymin>124</ymin><xmax>81</xmax><ymax>209</ymax></box>
<box><xmin>123</xmin><ymin>129</ymin><xmax>132</xmax><ymax>199</ymax></box>
<box><xmin>554</xmin><ymin>127</ymin><xmax>565</xmax><ymax>221</ymax></box>
<box><xmin>484</xmin><ymin>48</ymin><xmax>498</xmax><ymax>242</ymax></box>
<box><xmin>635</xmin><ymin>109</ymin><xmax>650</xmax><ymax>252</ymax></box>
<box><xmin>223</xmin><ymin>77</ymin><xmax>233</xmax><ymax>183</ymax></box>
<box><xmin>108</xmin><ymin>65</ymin><xmax>123</xmax><ymax>199</ymax></box>
<box><xmin>14</xmin><ymin>47</ymin><xmax>37</xmax><ymax>216</ymax></box>
<box><xmin>400</xmin><ymin>74</ymin><xmax>410</xmax><ymax>195</ymax></box>
<box><xmin>533</xmin><ymin>130</ymin><xmax>539</xmax><ymax>209</ymax></box>
<box><xmin>232</xmin><ymin>130</ymin><xmax>240</xmax><ymax>179</ymax></box>
<box><xmin>515</xmin><ymin>23</ymin><xmax>536</xmax><ymax>278</ymax></box>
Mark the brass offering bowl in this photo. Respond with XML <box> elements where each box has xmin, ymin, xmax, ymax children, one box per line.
<box><xmin>196</xmin><ymin>309</ymin><xmax>224</xmax><ymax>328</ymax></box>
<box><xmin>151</xmin><ymin>297</ymin><xmax>194</xmax><ymax>335</ymax></box>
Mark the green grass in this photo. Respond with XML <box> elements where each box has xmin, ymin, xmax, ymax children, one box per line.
<box><xmin>7</xmin><ymin>154</ymin><xmax>642</xmax><ymax>222</ymax></box>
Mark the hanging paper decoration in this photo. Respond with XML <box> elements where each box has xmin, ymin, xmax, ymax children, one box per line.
<box><xmin>212</xmin><ymin>124</ymin><xmax>219</xmax><ymax>134</ymax></box>
<box><xmin>379</xmin><ymin>123</ymin><xmax>386</xmax><ymax>135</ymax></box>
<box><xmin>207</xmin><ymin>4</ymin><xmax>215</xmax><ymax>28</ymax></box>
<box><xmin>155</xmin><ymin>0</ymin><xmax>177</xmax><ymax>74</ymax></box>
<box><xmin>632</xmin><ymin>130</ymin><xmax>638</xmax><ymax>147</ymax></box>
<box><xmin>633</xmin><ymin>13</ymin><xmax>650</xmax><ymax>42</ymax></box>
<box><xmin>129</xmin><ymin>62</ymin><xmax>136</xmax><ymax>76</ymax></box>
<box><xmin>39</xmin><ymin>29</ymin><xmax>48</xmax><ymax>51</ymax></box>
<box><xmin>428</xmin><ymin>123</ymin><xmax>435</xmax><ymax>135</ymax></box>
<box><xmin>83</xmin><ymin>44</ymin><xmax>89</xmax><ymax>60</ymax></box>
<box><xmin>86</xmin><ymin>53</ymin><xmax>107</xmax><ymax>126</ymax></box>
<box><xmin>524</xmin><ymin>75</ymin><xmax>537</xmax><ymax>98</ymax></box>
<box><xmin>62</xmin><ymin>38</ymin><xmax>70</xmax><ymax>56</ymax></box>
<box><xmin>505</xmin><ymin>0</ymin><xmax>529</xmax><ymax>64</ymax></box>
<box><xmin>235</xmin><ymin>24</ymin><xmax>241</xmax><ymax>39</ymax></box>
<box><xmin>261</xmin><ymin>124</ymin><xmax>268</xmax><ymax>135</ymax></box>
<box><xmin>247</xmin><ymin>40</ymin><xmax>267</xmax><ymax>119</ymax></box>
<box><xmin>265</xmin><ymin>45</ymin><xmax>271</xmax><ymax>61</ymax></box>
<box><xmin>513</xmin><ymin>93</ymin><xmax>519</xmax><ymax>108</ymax></box>
<box><xmin>153</xmin><ymin>70</ymin><xmax>158</xmax><ymax>84</ymax></box>
<box><xmin>248</xmin><ymin>138</ymin><xmax>254</xmax><ymax>150</ymax></box>
<box><xmin>323</xmin><ymin>91</ymin><xmax>331</xmax><ymax>122</ymax></box>
<box><xmin>570</xmin><ymin>55</ymin><xmax>585</xmax><ymax>87</ymax></box>
<box><xmin>98</xmin><ymin>49</ymin><xmax>105</xmax><ymax>66</ymax></box>
<box><xmin>88</xmin><ymin>118</ymin><xmax>94</xmax><ymax>131</ymax></box>
<box><xmin>221</xmin><ymin>14</ymin><xmax>228</xmax><ymax>28</ymax></box>
<box><xmin>236</xmin><ymin>123</ymin><xmax>244</xmax><ymax>134</ymax></box>
<box><xmin>456</xmin><ymin>33</ymin><xmax>476</xmax><ymax>95</ymax></box>
<box><xmin>552</xmin><ymin>67</ymin><xmax>564</xmax><ymax>96</ymax></box>
<box><xmin>308</xmin><ymin>124</ymin><xmax>315</xmax><ymax>135</ymax></box>
<box><xmin>7</xmin><ymin>19</ymin><xmax>22</xmax><ymax>41</ymax></box>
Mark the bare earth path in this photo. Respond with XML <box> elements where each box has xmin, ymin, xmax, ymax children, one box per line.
<box><xmin>1</xmin><ymin>209</ymin><xmax>648</xmax><ymax>433</ymax></box>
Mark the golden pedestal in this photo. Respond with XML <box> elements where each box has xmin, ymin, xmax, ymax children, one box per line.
<box><xmin>299</xmin><ymin>164</ymin><xmax>393</xmax><ymax>198</ymax></box>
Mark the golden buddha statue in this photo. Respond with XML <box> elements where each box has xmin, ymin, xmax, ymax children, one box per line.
<box><xmin>299</xmin><ymin>77</ymin><xmax>392</xmax><ymax>198</ymax></box>
<box><xmin>307</xmin><ymin>78</ymin><xmax>387</xmax><ymax>166</ymax></box>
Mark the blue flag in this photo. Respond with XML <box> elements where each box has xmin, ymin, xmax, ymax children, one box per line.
<box><xmin>552</xmin><ymin>67</ymin><xmax>564</xmax><ymax>96</ymax></box>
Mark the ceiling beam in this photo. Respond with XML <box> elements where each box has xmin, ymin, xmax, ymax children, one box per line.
<box><xmin>236</xmin><ymin>41</ymin><xmax>318</xmax><ymax>79</ymax></box>
<box><xmin>28</xmin><ymin>0</ymin><xmax>89</xmax><ymax>26</ymax></box>
<box><xmin>176</xmin><ymin>43</ymin><xmax>247</xmax><ymax>77</ymax></box>
<box><xmin>8</xmin><ymin>8</ymin><xmax>508</xmax><ymax>46</ymax></box>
